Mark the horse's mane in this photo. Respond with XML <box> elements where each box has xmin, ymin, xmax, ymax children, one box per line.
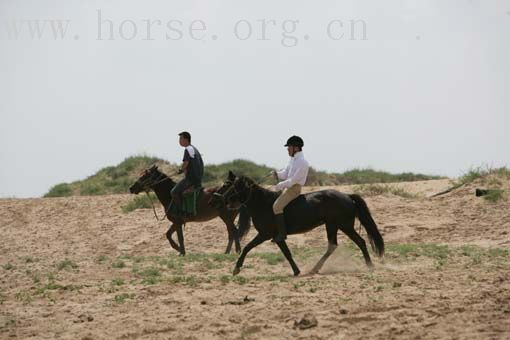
<box><xmin>154</xmin><ymin>168</ymin><xmax>176</xmax><ymax>186</ymax></box>
<box><xmin>239</xmin><ymin>176</ymin><xmax>280</xmax><ymax>200</ymax></box>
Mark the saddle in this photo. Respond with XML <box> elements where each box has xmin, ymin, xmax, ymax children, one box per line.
<box><xmin>171</xmin><ymin>187</ymin><xmax>203</xmax><ymax>217</ymax></box>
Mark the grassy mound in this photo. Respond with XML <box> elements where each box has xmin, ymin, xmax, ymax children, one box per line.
<box><xmin>458</xmin><ymin>166</ymin><xmax>510</xmax><ymax>203</ymax></box>
<box><xmin>45</xmin><ymin>155</ymin><xmax>168</xmax><ymax>197</ymax></box>
<box><xmin>44</xmin><ymin>155</ymin><xmax>442</xmax><ymax>197</ymax></box>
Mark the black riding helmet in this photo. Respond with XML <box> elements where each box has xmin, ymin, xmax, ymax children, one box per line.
<box><xmin>284</xmin><ymin>135</ymin><xmax>304</xmax><ymax>148</ymax></box>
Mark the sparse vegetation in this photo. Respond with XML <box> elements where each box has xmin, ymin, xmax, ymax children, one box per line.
<box><xmin>353</xmin><ymin>184</ymin><xmax>418</xmax><ymax>198</ymax></box>
<box><xmin>459</xmin><ymin>166</ymin><xmax>510</xmax><ymax>185</ymax></box>
<box><xmin>483</xmin><ymin>189</ymin><xmax>504</xmax><ymax>203</ymax></box>
<box><xmin>112</xmin><ymin>260</ymin><xmax>126</xmax><ymax>269</ymax></box>
<box><xmin>387</xmin><ymin>244</ymin><xmax>450</xmax><ymax>260</ymax></box>
<box><xmin>137</xmin><ymin>267</ymin><xmax>162</xmax><ymax>284</ymax></box>
<box><xmin>15</xmin><ymin>291</ymin><xmax>32</xmax><ymax>304</ymax></box>
<box><xmin>112</xmin><ymin>278</ymin><xmax>125</xmax><ymax>286</ymax></box>
<box><xmin>44</xmin><ymin>155</ymin><xmax>441</xmax><ymax>197</ymax></box>
<box><xmin>254</xmin><ymin>252</ymin><xmax>285</xmax><ymax>265</ymax></box>
<box><xmin>122</xmin><ymin>193</ymin><xmax>158</xmax><ymax>213</ymax></box>
<box><xmin>114</xmin><ymin>293</ymin><xmax>135</xmax><ymax>304</ymax></box>
<box><xmin>56</xmin><ymin>259</ymin><xmax>78</xmax><ymax>271</ymax></box>
<box><xmin>2</xmin><ymin>263</ymin><xmax>14</xmax><ymax>270</ymax></box>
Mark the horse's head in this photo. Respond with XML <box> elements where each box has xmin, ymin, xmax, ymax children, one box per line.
<box><xmin>129</xmin><ymin>164</ymin><xmax>162</xmax><ymax>194</ymax></box>
<box><xmin>219</xmin><ymin>173</ymin><xmax>255</xmax><ymax>210</ymax></box>
<box><xmin>209</xmin><ymin>170</ymin><xmax>237</xmax><ymax>208</ymax></box>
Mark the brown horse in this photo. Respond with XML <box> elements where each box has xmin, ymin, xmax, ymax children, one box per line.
<box><xmin>129</xmin><ymin>165</ymin><xmax>251</xmax><ymax>255</ymax></box>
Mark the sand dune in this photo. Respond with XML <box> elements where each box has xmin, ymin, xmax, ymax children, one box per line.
<box><xmin>1</xmin><ymin>179</ymin><xmax>509</xmax><ymax>339</ymax></box>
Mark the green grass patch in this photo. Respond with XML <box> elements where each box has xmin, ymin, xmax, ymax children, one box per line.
<box><xmin>112</xmin><ymin>278</ymin><xmax>125</xmax><ymax>286</ymax></box>
<box><xmin>112</xmin><ymin>260</ymin><xmax>126</xmax><ymax>269</ymax></box>
<box><xmin>2</xmin><ymin>263</ymin><xmax>15</xmax><ymax>270</ymax></box>
<box><xmin>254</xmin><ymin>252</ymin><xmax>285</xmax><ymax>265</ymax></box>
<box><xmin>35</xmin><ymin>283</ymin><xmax>82</xmax><ymax>295</ymax></box>
<box><xmin>21</xmin><ymin>256</ymin><xmax>36</xmax><ymax>264</ymax></box>
<box><xmin>488</xmin><ymin>248</ymin><xmax>509</xmax><ymax>258</ymax></box>
<box><xmin>15</xmin><ymin>291</ymin><xmax>32</xmax><ymax>304</ymax></box>
<box><xmin>122</xmin><ymin>193</ymin><xmax>158</xmax><ymax>213</ymax></box>
<box><xmin>170</xmin><ymin>275</ymin><xmax>201</xmax><ymax>286</ymax></box>
<box><xmin>353</xmin><ymin>184</ymin><xmax>418</xmax><ymax>198</ymax></box>
<box><xmin>137</xmin><ymin>267</ymin><xmax>162</xmax><ymax>284</ymax></box>
<box><xmin>483</xmin><ymin>190</ymin><xmax>504</xmax><ymax>203</ymax></box>
<box><xmin>387</xmin><ymin>244</ymin><xmax>450</xmax><ymax>260</ymax></box>
<box><xmin>461</xmin><ymin>245</ymin><xmax>483</xmax><ymax>265</ymax></box>
<box><xmin>114</xmin><ymin>293</ymin><xmax>135</xmax><ymax>304</ymax></box>
<box><xmin>56</xmin><ymin>259</ymin><xmax>78</xmax><ymax>271</ymax></box>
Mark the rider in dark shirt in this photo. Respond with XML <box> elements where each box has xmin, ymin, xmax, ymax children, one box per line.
<box><xmin>171</xmin><ymin>131</ymin><xmax>204</xmax><ymax>208</ymax></box>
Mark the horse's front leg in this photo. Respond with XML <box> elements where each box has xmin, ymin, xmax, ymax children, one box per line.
<box><xmin>233</xmin><ymin>233</ymin><xmax>269</xmax><ymax>275</ymax></box>
<box><xmin>276</xmin><ymin>240</ymin><xmax>301</xmax><ymax>276</ymax></box>
<box><xmin>166</xmin><ymin>224</ymin><xmax>180</xmax><ymax>253</ymax></box>
<box><xmin>220</xmin><ymin>215</ymin><xmax>240</xmax><ymax>254</ymax></box>
<box><xmin>176</xmin><ymin>224</ymin><xmax>186</xmax><ymax>256</ymax></box>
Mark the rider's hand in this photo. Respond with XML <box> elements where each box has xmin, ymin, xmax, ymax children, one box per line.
<box><xmin>270</xmin><ymin>170</ymin><xmax>278</xmax><ymax>180</ymax></box>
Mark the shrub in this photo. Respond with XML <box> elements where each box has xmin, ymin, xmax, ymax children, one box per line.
<box><xmin>44</xmin><ymin>183</ymin><xmax>72</xmax><ymax>197</ymax></box>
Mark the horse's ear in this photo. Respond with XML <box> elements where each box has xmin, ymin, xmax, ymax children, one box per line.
<box><xmin>228</xmin><ymin>171</ymin><xmax>236</xmax><ymax>181</ymax></box>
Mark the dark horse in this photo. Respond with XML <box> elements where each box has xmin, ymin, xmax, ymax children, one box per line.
<box><xmin>129</xmin><ymin>165</ymin><xmax>251</xmax><ymax>255</ymax></box>
<box><xmin>211</xmin><ymin>172</ymin><xmax>384</xmax><ymax>276</ymax></box>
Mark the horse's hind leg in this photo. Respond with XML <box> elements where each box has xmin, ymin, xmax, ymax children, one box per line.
<box><xmin>341</xmin><ymin>219</ymin><xmax>373</xmax><ymax>268</ymax></box>
<box><xmin>176</xmin><ymin>224</ymin><xmax>186</xmax><ymax>256</ymax></box>
<box><xmin>276</xmin><ymin>240</ymin><xmax>301</xmax><ymax>276</ymax></box>
<box><xmin>309</xmin><ymin>223</ymin><xmax>338</xmax><ymax>275</ymax></box>
<box><xmin>166</xmin><ymin>224</ymin><xmax>180</xmax><ymax>253</ymax></box>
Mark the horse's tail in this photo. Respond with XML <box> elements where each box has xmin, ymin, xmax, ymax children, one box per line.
<box><xmin>237</xmin><ymin>206</ymin><xmax>252</xmax><ymax>241</ymax></box>
<box><xmin>349</xmin><ymin>194</ymin><xmax>385</xmax><ymax>257</ymax></box>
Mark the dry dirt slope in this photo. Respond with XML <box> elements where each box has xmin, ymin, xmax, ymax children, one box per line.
<box><xmin>0</xmin><ymin>179</ymin><xmax>509</xmax><ymax>339</ymax></box>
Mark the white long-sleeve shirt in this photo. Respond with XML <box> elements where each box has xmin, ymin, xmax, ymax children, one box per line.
<box><xmin>275</xmin><ymin>151</ymin><xmax>309</xmax><ymax>191</ymax></box>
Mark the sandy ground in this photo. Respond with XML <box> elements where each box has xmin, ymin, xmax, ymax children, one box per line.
<box><xmin>1</xmin><ymin>179</ymin><xmax>509</xmax><ymax>340</ymax></box>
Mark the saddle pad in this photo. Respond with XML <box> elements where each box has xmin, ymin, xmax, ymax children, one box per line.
<box><xmin>181</xmin><ymin>188</ymin><xmax>202</xmax><ymax>216</ymax></box>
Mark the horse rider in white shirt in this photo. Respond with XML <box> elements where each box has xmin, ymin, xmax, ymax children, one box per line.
<box><xmin>270</xmin><ymin>135</ymin><xmax>310</xmax><ymax>242</ymax></box>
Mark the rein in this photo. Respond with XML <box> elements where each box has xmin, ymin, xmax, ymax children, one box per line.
<box><xmin>220</xmin><ymin>181</ymin><xmax>255</xmax><ymax>209</ymax></box>
<box><xmin>145</xmin><ymin>190</ymin><xmax>167</xmax><ymax>221</ymax></box>
<box><xmin>139</xmin><ymin>173</ymin><xmax>174</xmax><ymax>222</ymax></box>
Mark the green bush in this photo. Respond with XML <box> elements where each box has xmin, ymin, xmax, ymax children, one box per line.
<box><xmin>483</xmin><ymin>190</ymin><xmax>504</xmax><ymax>203</ymax></box>
<box><xmin>44</xmin><ymin>183</ymin><xmax>72</xmax><ymax>197</ymax></box>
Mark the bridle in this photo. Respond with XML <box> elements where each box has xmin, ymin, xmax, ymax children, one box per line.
<box><xmin>217</xmin><ymin>180</ymin><xmax>255</xmax><ymax>209</ymax></box>
<box><xmin>138</xmin><ymin>171</ymin><xmax>172</xmax><ymax>191</ymax></box>
<box><xmin>136</xmin><ymin>171</ymin><xmax>173</xmax><ymax>221</ymax></box>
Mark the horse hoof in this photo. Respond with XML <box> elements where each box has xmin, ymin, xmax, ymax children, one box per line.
<box><xmin>233</xmin><ymin>267</ymin><xmax>240</xmax><ymax>276</ymax></box>
<box><xmin>293</xmin><ymin>270</ymin><xmax>301</xmax><ymax>277</ymax></box>
<box><xmin>179</xmin><ymin>253</ymin><xmax>186</xmax><ymax>257</ymax></box>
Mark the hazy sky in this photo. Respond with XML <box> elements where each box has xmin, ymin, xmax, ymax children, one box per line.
<box><xmin>1</xmin><ymin>1</ymin><xmax>509</xmax><ymax>197</ymax></box>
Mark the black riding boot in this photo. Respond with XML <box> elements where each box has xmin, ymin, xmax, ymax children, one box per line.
<box><xmin>272</xmin><ymin>214</ymin><xmax>287</xmax><ymax>242</ymax></box>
